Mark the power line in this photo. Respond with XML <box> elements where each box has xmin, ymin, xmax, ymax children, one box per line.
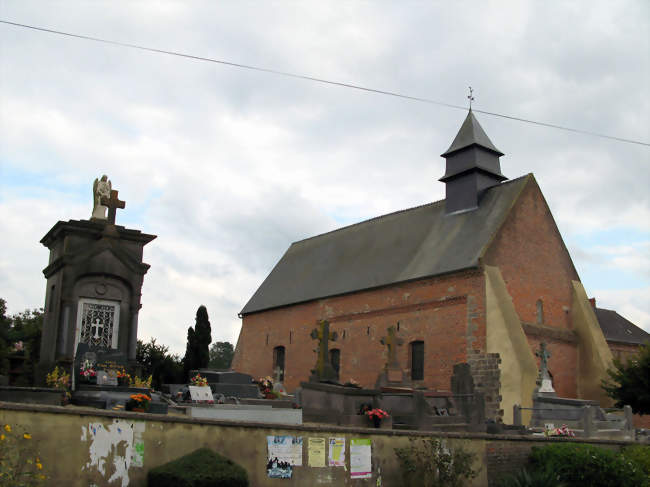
<box><xmin>1</xmin><ymin>19</ymin><xmax>648</xmax><ymax>148</ymax></box>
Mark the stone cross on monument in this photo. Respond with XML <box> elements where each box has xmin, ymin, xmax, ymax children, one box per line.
<box><xmin>100</xmin><ymin>189</ymin><xmax>126</xmax><ymax>225</ymax></box>
<box><xmin>309</xmin><ymin>320</ymin><xmax>338</xmax><ymax>383</ymax></box>
<box><xmin>380</xmin><ymin>325</ymin><xmax>403</xmax><ymax>369</ymax></box>
<box><xmin>535</xmin><ymin>342</ymin><xmax>555</xmax><ymax>393</ymax></box>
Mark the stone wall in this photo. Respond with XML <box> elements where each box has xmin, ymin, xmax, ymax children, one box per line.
<box><xmin>0</xmin><ymin>403</ymin><xmax>635</xmax><ymax>487</ymax></box>
<box><xmin>467</xmin><ymin>350</ymin><xmax>502</xmax><ymax>421</ymax></box>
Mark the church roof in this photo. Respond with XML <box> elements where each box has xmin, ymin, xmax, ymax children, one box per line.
<box><xmin>440</xmin><ymin>110</ymin><xmax>504</xmax><ymax>158</ymax></box>
<box><xmin>241</xmin><ymin>174</ymin><xmax>531</xmax><ymax>315</ymax></box>
<box><xmin>595</xmin><ymin>307</ymin><xmax>650</xmax><ymax>345</ymax></box>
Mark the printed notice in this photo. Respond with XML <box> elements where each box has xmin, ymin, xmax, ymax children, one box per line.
<box><xmin>350</xmin><ymin>438</ymin><xmax>372</xmax><ymax>479</ymax></box>
<box><xmin>308</xmin><ymin>437</ymin><xmax>326</xmax><ymax>467</ymax></box>
<box><xmin>328</xmin><ymin>437</ymin><xmax>346</xmax><ymax>467</ymax></box>
<box><xmin>267</xmin><ymin>435</ymin><xmax>303</xmax><ymax>466</ymax></box>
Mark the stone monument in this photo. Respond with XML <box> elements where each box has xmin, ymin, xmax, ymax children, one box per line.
<box><xmin>375</xmin><ymin>324</ymin><xmax>408</xmax><ymax>388</ymax></box>
<box><xmin>309</xmin><ymin>320</ymin><xmax>338</xmax><ymax>383</ymax></box>
<box><xmin>36</xmin><ymin>175</ymin><xmax>156</xmax><ymax>383</ymax></box>
<box><xmin>535</xmin><ymin>342</ymin><xmax>555</xmax><ymax>394</ymax></box>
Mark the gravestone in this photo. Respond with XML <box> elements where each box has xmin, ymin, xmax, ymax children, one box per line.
<box><xmin>167</xmin><ymin>369</ymin><xmax>259</xmax><ymax>399</ymax></box>
<box><xmin>535</xmin><ymin>342</ymin><xmax>555</xmax><ymax>394</ymax></box>
<box><xmin>375</xmin><ymin>325</ymin><xmax>408</xmax><ymax>388</ymax></box>
<box><xmin>37</xmin><ymin>176</ymin><xmax>156</xmax><ymax>384</ymax></box>
<box><xmin>309</xmin><ymin>320</ymin><xmax>338</xmax><ymax>383</ymax></box>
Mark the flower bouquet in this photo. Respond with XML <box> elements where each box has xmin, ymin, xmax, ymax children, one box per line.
<box><xmin>365</xmin><ymin>408</ymin><xmax>389</xmax><ymax>428</ymax></box>
<box><xmin>257</xmin><ymin>376</ymin><xmax>278</xmax><ymax>399</ymax></box>
<box><xmin>125</xmin><ymin>393</ymin><xmax>151</xmax><ymax>412</ymax></box>
<box><xmin>190</xmin><ymin>374</ymin><xmax>208</xmax><ymax>387</ymax></box>
<box><xmin>116</xmin><ymin>368</ymin><xmax>130</xmax><ymax>387</ymax></box>
<box><xmin>46</xmin><ymin>366</ymin><xmax>71</xmax><ymax>404</ymax></box>
<box><xmin>544</xmin><ymin>424</ymin><xmax>575</xmax><ymax>437</ymax></box>
<box><xmin>79</xmin><ymin>360</ymin><xmax>96</xmax><ymax>384</ymax></box>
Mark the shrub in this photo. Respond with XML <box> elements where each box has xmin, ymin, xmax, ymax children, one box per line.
<box><xmin>496</xmin><ymin>468</ymin><xmax>566</xmax><ymax>487</ymax></box>
<box><xmin>394</xmin><ymin>437</ymin><xmax>479</xmax><ymax>487</ymax></box>
<box><xmin>147</xmin><ymin>448</ymin><xmax>248</xmax><ymax>487</ymax></box>
<box><xmin>529</xmin><ymin>443</ymin><xmax>646</xmax><ymax>487</ymax></box>
<box><xmin>621</xmin><ymin>445</ymin><xmax>650</xmax><ymax>477</ymax></box>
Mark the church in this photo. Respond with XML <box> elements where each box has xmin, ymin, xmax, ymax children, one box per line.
<box><xmin>231</xmin><ymin>110</ymin><xmax>648</xmax><ymax>424</ymax></box>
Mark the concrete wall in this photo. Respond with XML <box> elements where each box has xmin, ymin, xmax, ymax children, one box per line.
<box><xmin>233</xmin><ymin>270</ymin><xmax>486</xmax><ymax>393</ymax></box>
<box><xmin>0</xmin><ymin>403</ymin><xmax>636</xmax><ymax>487</ymax></box>
<box><xmin>571</xmin><ymin>281</ymin><xmax>614</xmax><ymax>405</ymax></box>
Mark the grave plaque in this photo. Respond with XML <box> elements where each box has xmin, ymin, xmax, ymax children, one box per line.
<box><xmin>189</xmin><ymin>386</ymin><xmax>213</xmax><ymax>402</ymax></box>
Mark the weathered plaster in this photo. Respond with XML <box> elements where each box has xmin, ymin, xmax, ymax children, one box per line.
<box><xmin>485</xmin><ymin>266</ymin><xmax>537</xmax><ymax>424</ymax></box>
<box><xmin>80</xmin><ymin>419</ymin><xmax>145</xmax><ymax>487</ymax></box>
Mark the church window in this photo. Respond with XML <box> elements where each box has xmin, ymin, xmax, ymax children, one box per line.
<box><xmin>330</xmin><ymin>348</ymin><xmax>340</xmax><ymax>380</ymax></box>
<box><xmin>273</xmin><ymin>346</ymin><xmax>285</xmax><ymax>382</ymax></box>
<box><xmin>536</xmin><ymin>299</ymin><xmax>544</xmax><ymax>324</ymax></box>
<box><xmin>411</xmin><ymin>341</ymin><xmax>424</xmax><ymax>381</ymax></box>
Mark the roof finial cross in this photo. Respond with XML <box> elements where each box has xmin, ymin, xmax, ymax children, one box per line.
<box><xmin>467</xmin><ymin>86</ymin><xmax>475</xmax><ymax>110</ymax></box>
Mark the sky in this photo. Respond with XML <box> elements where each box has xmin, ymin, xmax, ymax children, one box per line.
<box><xmin>0</xmin><ymin>1</ymin><xmax>648</xmax><ymax>356</ymax></box>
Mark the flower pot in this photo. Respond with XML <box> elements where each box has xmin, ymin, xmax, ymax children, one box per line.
<box><xmin>132</xmin><ymin>408</ymin><xmax>145</xmax><ymax>413</ymax></box>
<box><xmin>372</xmin><ymin>416</ymin><xmax>381</xmax><ymax>428</ymax></box>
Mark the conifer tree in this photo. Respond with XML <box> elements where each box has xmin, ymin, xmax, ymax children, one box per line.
<box><xmin>194</xmin><ymin>305</ymin><xmax>212</xmax><ymax>369</ymax></box>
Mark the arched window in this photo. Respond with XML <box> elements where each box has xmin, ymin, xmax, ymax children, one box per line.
<box><xmin>410</xmin><ymin>341</ymin><xmax>424</xmax><ymax>381</ymax></box>
<box><xmin>273</xmin><ymin>346</ymin><xmax>285</xmax><ymax>382</ymax></box>
<box><xmin>536</xmin><ymin>299</ymin><xmax>544</xmax><ymax>325</ymax></box>
<box><xmin>329</xmin><ymin>348</ymin><xmax>340</xmax><ymax>380</ymax></box>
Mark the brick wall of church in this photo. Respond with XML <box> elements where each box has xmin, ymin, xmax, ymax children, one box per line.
<box><xmin>233</xmin><ymin>270</ymin><xmax>486</xmax><ymax>393</ymax></box>
<box><xmin>483</xmin><ymin>176</ymin><xmax>581</xmax><ymax>398</ymax></box>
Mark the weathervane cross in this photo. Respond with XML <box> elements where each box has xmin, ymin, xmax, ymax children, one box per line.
<box><xmin>467</xmin><ymin>86</ymin><xmax>475</xmax><ymax>109</ymax></box>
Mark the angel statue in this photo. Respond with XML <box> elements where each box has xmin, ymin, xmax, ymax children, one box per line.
<box><xmin>91</xmin><ymin>175</ymin><xmax>112</xmax><ymax>220</ymax></box>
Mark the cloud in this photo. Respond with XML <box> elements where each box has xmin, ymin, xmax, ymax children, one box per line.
<box><xmin>1</xmin><ymin>1</ymin><xmax>648</xmax><ymax>355</ymax></box>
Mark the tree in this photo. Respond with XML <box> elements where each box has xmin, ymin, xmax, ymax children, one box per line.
<box><xmin>137</xmin><ymin>338</ymin><xmax>184</xmax><ymax>390</ymax></box>
<box><xmin>0</xmin><ymin>299</ymin><xmax>10</xmax><ymax>376</ymax></box>
<box><xmin>182</xmin><ymin>305</ymin><xmax>212</xmax><ymax>379</ymax></box>
<box><xmin>602</xmin><ymin>343</ymin><xmax>650</xmax><ymax>414</ymax></box>
<box><xmin>194</xmin><ymin>306</ymin><xmax>212</xmax><ymax>369</ymax></box>
<box><xmin>208</xmin><ymin>342</ymin><xmax>234</xmax><ymax>370</ymax></box>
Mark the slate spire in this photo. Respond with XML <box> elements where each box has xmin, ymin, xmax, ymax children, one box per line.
<box><xmin>440</xmin><ymin>110</ymin><xmax>507</xmax><ymax>214</ymax></box>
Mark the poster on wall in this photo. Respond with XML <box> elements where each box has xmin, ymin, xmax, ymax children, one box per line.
<box><xmin>308</xmin><ymin>437</ymin><xmax>326</xmax><ymax>467</ymax></box>
<box><xmin>267</xmin><ymin>435</ymin><xmax>303</xmax><ymax>479</ymax></box>
<box><xmin>328</xmin><ymin>437</ymin><xmax>346</xmax><ymax>467</ymax></box>
<box><xmin>350</xmin><ymin>438</ymin><xmax>372</xmax><ymax>479</ymax></box>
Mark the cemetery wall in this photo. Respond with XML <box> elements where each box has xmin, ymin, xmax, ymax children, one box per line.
<box><xmin>234</xmin><ymin>270</ymin><xmax>486</xmax><ymax>392</ymax></box>
<box><xmin>0</xmin><ymin>403</ymin><xmax>635</xmax><ymax>487</ymax></box>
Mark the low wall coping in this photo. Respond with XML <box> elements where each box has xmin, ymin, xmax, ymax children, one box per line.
<box><xmin>0</xmin><ymin>400</ymin><xmax>636</xmax><ymax>446</ymax></box>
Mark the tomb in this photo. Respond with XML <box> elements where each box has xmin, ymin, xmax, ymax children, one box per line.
<box><xmin>36</xmin><ymin>175</ymin><xmax>156</xmax><ymax>383</ymax></box>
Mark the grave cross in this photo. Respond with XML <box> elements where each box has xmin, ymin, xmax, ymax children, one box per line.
<box><xmin>309</xmin><ymin>320</ymin><xmax>338</xmax><ymax>382</ymax></box>
<box><xmin>535</xmin><ymin>342</ymin><xmax>552</xmax><ymax>380</ymax></box>
<box><xmin>380</xmin><ymin>325</ymin><xmax>403</xmax><ymax>368</ymax></box>
<box><xmin>100</xmin><ymin>189</ymin><xmax>126</xmax><ymax>225</ymax></box>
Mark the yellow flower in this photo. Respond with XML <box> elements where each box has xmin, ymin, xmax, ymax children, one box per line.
<box><xmin>23</xmin><ymin>433</ymin><xmax>31</xmax><ymax>439</ymax></box>
<box><xmin>4</xmin><ymin>424</ymin><xmax>10</xmax><ymax>432</ymax></box>
<box><xmin>38</xmin><ymin>474</ymin><xmax>46</xmax><ymax>480</ymax></box>
<box><xmin>0</xmin><ymin>434</ymin><xmax>4</xmax><ymax>440</ymax></box>
<box><xmin>36</xmin><ymin>462</ymin><xmax>43</xmax><ymax>470</ymax></box>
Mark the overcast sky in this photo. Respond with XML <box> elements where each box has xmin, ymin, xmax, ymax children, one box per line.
<box><xmin>1</xmin><ymin>1</ymin><xmax>648</xmax><ymax>356</ymax></box>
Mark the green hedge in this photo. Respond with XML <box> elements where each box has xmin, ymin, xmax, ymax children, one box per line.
<box><xmin>147</xmin><ymin>448</ymin><xmax>248</xmax><ymax>487</ymax></box>
<box><xmin>529</xmin><ymin>443</ymin><xmax>647</xmax><ymax>487</ymax></box>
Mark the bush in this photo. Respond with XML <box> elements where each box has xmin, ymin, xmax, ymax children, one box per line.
<box><xmin>496</xmin><ymin>468</ymin><xmax>566</xmax><ymax>487</ymax></box>
<box><xmin>394</xmin><ymin>437</ymin><xmax>479</xmax><ymax>487</ymax></box>
<box><xmin>147</xmin><ymin>448</ymin><xmax>248</xmax><ymax>487</ymax></box>
<box><xmin>621</xmin><ymin>445</ymin><xmax>650</xmax><ymax>477</ymax></box>
<box><xmin>529</xmin><ymin>443</ymin><xmax>646</xmax><ymax>487</ymax></box>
